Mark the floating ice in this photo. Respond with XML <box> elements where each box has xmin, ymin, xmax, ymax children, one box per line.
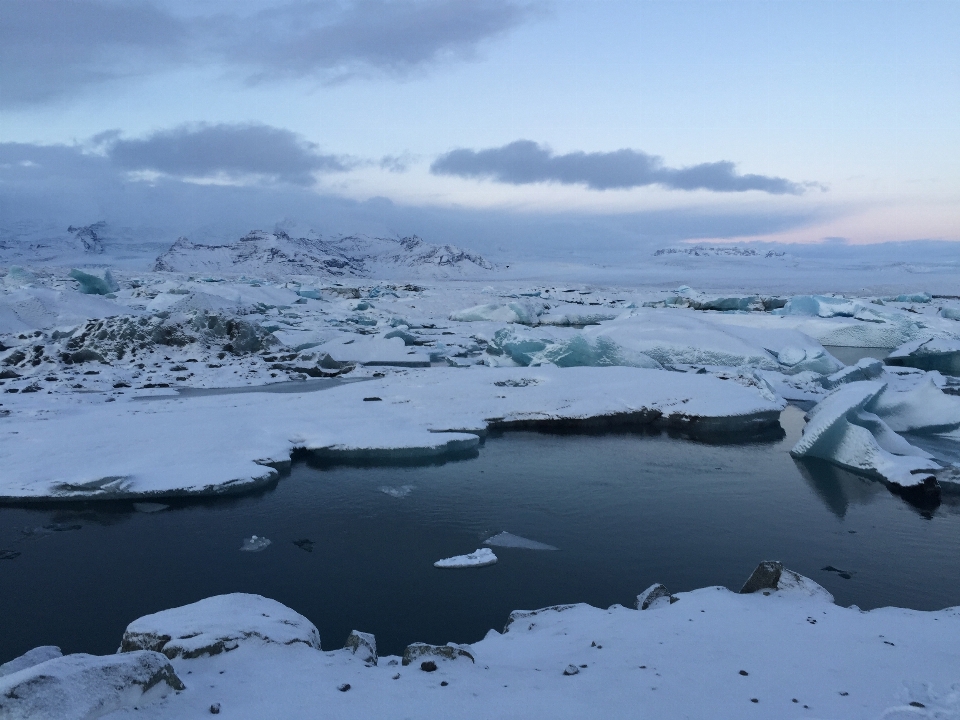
<box><xmin>820</xmin><ymin>357</ymin><xmax>885</xmax><ymax>390</ymax></box>
<box><xmin>886</xmin><ymin>337</ymin><xmax>960</xmax><ymax>375</ymax></box>
<box><xmin>434</xmin><ymin>548</ymin><xmax>498</xmax><ymax>568</ymax></box>
<box><xmin>379</xmin><ymin>485</ymin><xmax>415</xmax><ymax>498</ymax></box>
<box><xmin>484</xmin><ymin>532</ymin><xmax>558</xmax><ymax>551</ymax></box>
<box><xmin>790</xmin><ymin>381</ymin><xmax>942</xmax><ymax>487</ymax></box>
<box><xmin>240</xmin><ymin>535</ymin><xmax>272</xmax><ymax>552</ymax></box>
<box><xmin>313</xmin><ymin>335</ymin><xmax>430</xmax><ymax>367</ymax></box>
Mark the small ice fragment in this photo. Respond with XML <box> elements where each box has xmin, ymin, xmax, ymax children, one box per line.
<box><xmin>133</xmin><ymin>502</ymin><xmax>169</xmax><ymax>513</ymax></box>
<box><xmin>483</xmin><ymin>531</ymin><xmax>558</xmax><ymax>551</ymax></box>
<box><xmin>379</xmin><ymin>485</ymin><xmax>415</xmax><ymax>498</ymax></box>
<box><xmin>434</xmin><ymin>548</ymin><xmax>497</xmax><ymax>568</ymax></box>
<box><xmin>240</xmin><ymin>535</ymin><xmax>272</xmax><ymax>552</ymax></box>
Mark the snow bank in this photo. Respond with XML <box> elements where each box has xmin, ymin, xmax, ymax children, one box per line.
<box><xmin>121</xmin><ymin>593</ymin><xmax>322</xmax><ymax>659</ymax></box>
<box><xmin>790</xmin><ymin>381</ymin><xmax>942</xmax><ymax>487</ymax></box>
<box><xmin>0</xmin><ymin>366</ymin><xmax>784</xmax><ymax>500</ymax></box>
<box><xmin>0</xmin><ymin>646</ymin><xmax>62</xmax><ymax>678</ymax></box>
<box><xmin>16</xmin><ymin>566</ymin><xmax>960</xmax><ymax>719</ymax></box>
<box><xmin>0</xmin><ymin>650</ymin><xmax>183</xmax><ymax>720</ymax></box>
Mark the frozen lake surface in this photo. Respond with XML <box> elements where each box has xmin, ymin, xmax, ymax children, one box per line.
<box><xmin>2</xmin><ymin>406</ymin><xmax>959</xmax><ymax>662</ymax></box>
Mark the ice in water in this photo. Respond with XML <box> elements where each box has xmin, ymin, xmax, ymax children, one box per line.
<box><xmin>434</xmin><ymin>548</ymin><xmax>498</xmax><ymax>568</ymax></box>
<box><xmin>483</xmin><ymin>531</ymin><xmax>558</xmax><ymax>551</ymax></box>
<box><xmin>240</xmin><ymin>535</ymin><xmax>272</xmax><ymax>552</ymax></box>
<box><xmin>379</xmin><ymin>485</ymin><xmax>415</xmax><ymax>498</ymax></box>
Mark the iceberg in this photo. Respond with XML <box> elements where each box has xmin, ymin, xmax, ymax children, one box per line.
<box><xmin>434</xmin><ymin>548</ymin><xmax>498</xmax><ymax>568</ymax></box>
<box><xmin>820</xmin><ymin>357</ymin><xmax>885</xmax><ymax>390</ymax></box>
<box><xmin>450</xmin><ymin>301</ymin><xmax>545</xmax><ymax>325</ymax></box>
<box><xmin>790</xmin><ymin>381</ymin><xmax>943</xmax><ymax>487</ymax></box>
<box><xmin>886</xmin><ymin>337</ymin><xmax>960</xmax><ymax>375</ymax></box>
<box><xmin>68</xmin><ymin>268</ymin><xmax>119</xmax><ymax>295</ymax></box>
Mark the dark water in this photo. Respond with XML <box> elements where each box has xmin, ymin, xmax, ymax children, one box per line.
<box><xmin>2</xmin><ymin>406</ymin><xmax>959</xmax><ymax>664</ymax></box>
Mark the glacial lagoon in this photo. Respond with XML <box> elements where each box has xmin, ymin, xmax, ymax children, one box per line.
<box><xmin>2</xmin><ymin>405</ymin><xmax>958</xmax><ymax>662</ymax></box>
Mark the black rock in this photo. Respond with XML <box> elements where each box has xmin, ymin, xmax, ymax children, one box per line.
<box><xmin>739</xmin><ymin>561</ymin><xmax>783</xmax><ymax>594</ymax></box>
<box><xmin>420</xmin><ymin>661</ymin><xmax>437</xmax><ymax>672</ymax></box>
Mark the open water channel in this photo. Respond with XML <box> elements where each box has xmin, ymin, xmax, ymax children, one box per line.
<box><xmin>2</xmin><ymin>401</ymin><xmax>960</xmax><ymax>663</ymax></box>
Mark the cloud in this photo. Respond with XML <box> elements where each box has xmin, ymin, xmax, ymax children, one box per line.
<box><xmin>0</xmin><ymin>0</ymin><xmax>535</xmax><ymax>108</ymax></box>
<box><xmin>1</xmin><ymin>139</ymin><xmax>830</xmax><ymax>260</ymax></box>
<box><xmin>105</xmin><ymin>123</ymin><xmax>347</xmax><ymax>184</ymax></box>
<box><xmin>431</xmin><ymin>140</ymin><xmax>806</xmax><ymax>194</ymax></box>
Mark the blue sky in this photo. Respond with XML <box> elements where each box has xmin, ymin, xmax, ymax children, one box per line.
<box><xmin>1</xmin><ymin>0</ymin><xmax>958</xmax><ymax>254</ymax></box>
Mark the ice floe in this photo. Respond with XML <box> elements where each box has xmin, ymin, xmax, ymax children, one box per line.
<box><xmin>434</xmin><ymin>548</ymin><xmax>498</xmax><ymax>568</ymax></box>
<box><xmin>240</xmin><ymin>535</ymin><xmax>272</xmax><ymax>552</ymax></box>
<box><xmin>886</xmin><ymin>336</ymin><xmax>960</xmax><ymax>375</ymax></box>
<box><xmin>483</xmin><ymin>532</ymin><xmax>558</xmax><ymax>551</ymax></box>
<box><xmin>0</xmin><ymin>366</ymin><xmax>784</xmax><ymax>501</ymax></box>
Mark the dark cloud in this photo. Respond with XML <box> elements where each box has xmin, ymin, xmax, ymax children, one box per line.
<box><xmin>106</xmin><ymin>123</ymin><xmax>346</xmax><ymax>184</ymax></box>
<box><xmin>431</xmin><ymin>140</ymin><xmax>806</xmax><ymax>194</ymax></box>
<box><xmin>0</xmin><ymin>1</ymin><xmax>186</xmax><ymax>107</ymax></box>
<box><xmin>0</xmin><ymin>0</ymin><xmax>535</xmax><ymax>108</ymax></box>
<box><xmin>1</xmin><ymin>140</ymin><xmax>830</xmax><ymax>261</ymax></box>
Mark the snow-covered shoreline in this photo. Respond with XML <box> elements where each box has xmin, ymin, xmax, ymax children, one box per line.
<box><xmin>3</xmin><ymin>563</ymin><xmax>958</xmax><ymax>719</ymax></box>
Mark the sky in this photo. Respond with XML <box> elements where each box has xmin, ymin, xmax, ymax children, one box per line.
<box><xmin>1</xmin><ymin>0</ymin><xmax>958</xmax><ymax>257</ymax></box>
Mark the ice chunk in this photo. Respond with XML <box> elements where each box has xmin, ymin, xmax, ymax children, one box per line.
<box><xmin>0</xmin><ymin>650</ymin><xmax>183</xmax><ymax>720</ymax></box>
<box><xmin>886</xmin><ymin>337</ymin><xmax>960</xmax><ymax>375</ymax></box>
<box><xmin>886</xmin><ymin>292</ymin><xmax>931</xmax><ymax>303</ymax></box>
<box><xmin>313</xmin><ymin>335</ymin><xmax>430</xmax><ymax>367</ymax></box>
<box><xmin>68</xmin><ymin>268</ymin><xmax>119</xmax><ymax>295</ymax></box>
<box><xmin>240</xmin><ymin>535</ymin><xmax>272</xmax><ymax>552</ymax></box>
<box><xmin>0</xmin><ymin>646</ymin><xmax>62</xmax><ymax>678</ymax></box>
<box><xmin>820</xmin><ymin>357</ymin><xmax>885</xmax><ymax>390</ymax></box>
<box><xmin>450</xmin><ymin>301</ymin><xmax>545</xmax><ymax>325</ymax></box>
<box><xmin>790</xmin><ymin>382</ymin><xmax>941</xmax><ymax>487</ymax></box>
<box><xmin>2</xmin><ymin>266</ymin><xmax>37</xmax><ymax>288</ymax></box>
<box><xmin>122</xmin><ymin>593</ymin><xmax>321</xmax><ymax>658</ymax></box>
<box><xmin>941</xmin><ymin>307</ymin><xmax>960</xmax><ymax>321</ymax></box>
<box><xmin>379</xmin><ymin>485</ymin><xmax>414</xmax><ymax>498</ymax></box>
<box><xmin>869</xmin><ymin>376</ymin><xmax>960</xmax><ymax>433</ymax></box>
<box><xmin>488</xmin><ymin>326</ymin><xmax>661</xmax><ymax>369</ymax></box>
<box><xmin>483</xmin><ymin>531</ymin><xmax>558</xmax><ymax>551</ymax></box>
<box><xmin>434</xmin><ymin>548</ymin><xmax>498</xmax><ymax>568</ymax></box>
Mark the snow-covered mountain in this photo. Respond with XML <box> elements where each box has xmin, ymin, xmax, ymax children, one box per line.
<box><xmin>153</xmin><ymin>230</ymin><xmax>494</xmax><ymax>279</ymax></box>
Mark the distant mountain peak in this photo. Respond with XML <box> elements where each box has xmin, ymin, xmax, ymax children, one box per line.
<box><xmin>153</xmin><ymin>230</ymin><xmax>494</xmax><ymax>278</ymax></box>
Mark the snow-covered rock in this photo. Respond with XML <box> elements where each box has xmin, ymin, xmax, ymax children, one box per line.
<box><xmin>0</xmin><ymin>646</ymin><xmax>62</xmax><ymax>678</ymax></box>
<box><xmin>0</xmin><ymin>650</ymin><xmax>183</xmax><ymax>720</ymax></box>
<box><xmin>120</xmin><ymin>594</ymin><xmax>322</xmax><ymax>659</ymax></box>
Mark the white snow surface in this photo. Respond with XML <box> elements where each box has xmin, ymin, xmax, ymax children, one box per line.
<box><xmin>0</xmin><ymin>366</ymin><xmax>784</xmax><ymax>500</ymax></box>
<box><xmin>0</xmin><ymin>650</ymin><xmax>182</xmax><ymax>720</ymax></box>
<box><xmin>24</xmin><ymin>574</ymin><xmax>957</xmax><ymax>720</ymax></box>
<box><xmin>433</xmin><ymin>548</ymin><xmax>498</xmax><ymax>568</ymax></box>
